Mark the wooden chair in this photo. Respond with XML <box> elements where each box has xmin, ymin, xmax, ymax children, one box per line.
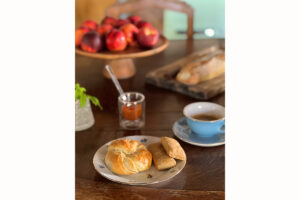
<box><xmin>106</xmin><ymin>0</ymin><xmax>194</xmax><ymax>39</ymax></box>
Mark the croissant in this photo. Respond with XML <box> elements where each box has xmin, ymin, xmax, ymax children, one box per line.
<box><xmin>105</xmin><ymin>139</ymin><xmax>152</xmax><ymax>175</ymax></box>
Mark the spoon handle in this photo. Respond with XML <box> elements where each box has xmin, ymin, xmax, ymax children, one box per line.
<box><xmin>105</xmin><ymin>65</ymin><xmax>125</xmax><ymax>97</ymax></box>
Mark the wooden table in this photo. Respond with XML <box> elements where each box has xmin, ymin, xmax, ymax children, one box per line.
<box><xmin>75</xmin><ymin>39</ymin><xmax>225</xmax><ymax>200</ymax></box>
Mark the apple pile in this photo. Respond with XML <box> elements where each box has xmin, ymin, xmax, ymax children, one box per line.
<box><xmin>75</xmin><ymin>16</ymin><xmax>160</xmax><ymax>53</ymax></box>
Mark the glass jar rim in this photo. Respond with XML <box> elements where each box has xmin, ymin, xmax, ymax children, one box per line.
<box><xmin>118</xmin><ymin>92</ymin><xmax>145</xmax><ymax>104</ymax></box>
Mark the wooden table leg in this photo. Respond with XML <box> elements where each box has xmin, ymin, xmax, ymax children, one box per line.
<box><xmin>103</xmin><ymin>58</ymin><xmax>136</xmax><ymax>79</ymax></box>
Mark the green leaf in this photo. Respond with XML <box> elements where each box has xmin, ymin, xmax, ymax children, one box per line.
<box><xmin>75</xmin><ymin>84</ymin><xmax>86</xmax><ymax>101</ymax></box>
<box><xmin>75</xmin><ymin>83</ymin><xmax>103</xmax><ymax>110</ymax></box>
<box><xmin>87</xmin><ymin>95</ymin><xmax>103</xmax><ymax>110</ymax></box>
<box><xmin>75</xmin><ymin>90</ymin><xmax>80</xmax><ymax>101</ymax></box>
<box><xmin>80</xmin><ymin>93</ymin><xmax>87</xmax><ymax>108</ymax></box>
<box><xmin>75</xmin><ymin>84</ymin><xmax>81</xmax><ymax>101</ymax></box>
<box><xmin>80</xmin><ymin>87</ymin><xmax>86</xmax><ymax>93</ymax></box>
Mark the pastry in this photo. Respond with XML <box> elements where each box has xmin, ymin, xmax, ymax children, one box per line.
<box><xmin>176</xmin><ymin>53</ymin><xmax>225</xmax><ymax>85</ymax></box>
<box><xmin>148</xmin><ymin>142</ymin><xmax>176</xmax><ymax>170</ymax></box>
<box><xmin>161</xmin><ymin>137</ymin><xmax>186</xmax><ymax>161</ymax></box>
<box><xmin>105</xmin><ymin>139</ymin><xmax>152</xmax><ymax>175</ymax></box>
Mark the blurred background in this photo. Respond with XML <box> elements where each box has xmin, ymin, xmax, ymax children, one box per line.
<box><xmin>76</xmin><ymin>0</ymin><xmax>225</xmax><ymax>39</ymax></box>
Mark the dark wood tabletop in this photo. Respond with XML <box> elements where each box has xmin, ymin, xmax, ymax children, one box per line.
<box><xmin>75</xmin><ymin>39</ymin><xmax>225</xmax><ymax>200</ymax></box>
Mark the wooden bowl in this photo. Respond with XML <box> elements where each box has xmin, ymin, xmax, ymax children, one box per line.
<box><xmin>75</xmin><ymin>35</ymin><xmax>169</xmax><ymax>60</ymax></box>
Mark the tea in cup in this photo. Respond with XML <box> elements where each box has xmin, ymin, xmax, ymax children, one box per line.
<box><xmin>183</xmin><ymin>102</ymin><xmax>225</xmax><ymax>137</ymax></box>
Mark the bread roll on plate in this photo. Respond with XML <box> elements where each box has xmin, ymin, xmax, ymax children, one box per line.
<box><xmin>105</xmin><ymin>139</ymin><xmax>152</xmax><ymax>175</ymax></box>
<box><xmin>148</xmin><ymin>142</ymin><xmax>176</xmax><ymax>170</ymax></box>
<box><xmin>161</xmin><ymin>137</ymin><xmax>186</xmax><ymax>161</ymax></box>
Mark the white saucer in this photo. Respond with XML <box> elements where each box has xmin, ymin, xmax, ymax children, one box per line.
<box><xmin>93</xmin><ymin>135</ymin><xmax>186</xmax><ymax>185</ymax></box>
<box><xmin>172</xmin><ymin>117</ymin><xmax>225</xmax><ymax>147</ymax></box>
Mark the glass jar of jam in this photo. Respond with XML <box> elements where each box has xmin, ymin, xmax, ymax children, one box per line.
<box><xmin>118</xmin><ymin>92</ymin><xmax>145</xmax><ymax>129</ymax></box>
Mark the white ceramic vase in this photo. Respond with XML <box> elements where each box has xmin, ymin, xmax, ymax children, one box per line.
<box><xmin>75</xmin><ymin>98</ymin><xmax>95</xmax><ymax>131</ymax></box>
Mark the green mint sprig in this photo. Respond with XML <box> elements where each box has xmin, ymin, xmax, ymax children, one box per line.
<box><xmin>75</xmin><ymin>83</ymin><xmax>103</xmax><ymax>110</ymax></box>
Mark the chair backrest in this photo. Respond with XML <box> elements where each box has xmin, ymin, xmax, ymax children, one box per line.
<box><xmin>106</xmin><ymin>0</ymin><xmax>194</xmax><ymax>39</ymax></box>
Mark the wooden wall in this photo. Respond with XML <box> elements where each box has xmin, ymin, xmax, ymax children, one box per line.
<box><xmin>75</xmin><ymin>0</ymin><xmax>116</xmax><ymax>28</ymax></box>
<box><xmin>75</xmin><ymin>0</ymin><xmax>162</xmax><ymax>32</ymax></box>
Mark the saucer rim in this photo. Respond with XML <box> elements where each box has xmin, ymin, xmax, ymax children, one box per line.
<box><xmin>172</xmin><ymin>117</ymin><xmax>225</xmax><ymax>147</ymax></box>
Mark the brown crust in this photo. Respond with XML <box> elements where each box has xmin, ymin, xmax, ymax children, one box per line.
<box><xmin>176</xmin><ymin>53</ymin><xmax>225</xmax><ymax>85</ymax></box>
<box><xmin>108</xmin><ymin>139</ymin><xmax>139</xmax><ymax>154</ymax></box>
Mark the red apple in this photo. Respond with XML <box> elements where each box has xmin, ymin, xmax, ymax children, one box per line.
<box><xmin>128</xmin><ymin>15</ymin><xmax>141</xmax><ymax>25</ymax></box>
<box><xmin>75</xmin><ymin>26</ymin><xmax>90</xmax><ymax>46</ymax></box>
<box><xmin>136</xmin><ymin>21</ymin><xmax>152</xmax><ymax>29</ymax></box>
<box><xmin>97</xmin><ymin>24</ymin><xmax>113</xmax><ymax>36</ymax></box>
<box><xmin>137</xmin><ymin>26</ymin><xmax>159</xmax><ymax>48</ymax></box>
<box><xmin>81</xmin><ymin>31</ymin><xmax>103</xmax><ymax>53</ymax></box>
<box><xmin>101</xmin><ymin>16</ymin><xmax>116</xmax><ymax>26</ymax></box>
<box><xmin>115</xmin><ymin>19</ymin><xmax>130</xmax><ymax>28</ymax></box>
<box><xmin>106</xmin><ymin>29</ymin><xmax>127</xmax><ymax>51</ymax></box>
<box><xmin>119</xmin><ymin>23</ymin><xmax>139</xmax><ymax>46</ymax></box>
<box><xmin>81</xmin><ymin>20</ymin><xmax>98</xmax><ymax>30</ymax></box>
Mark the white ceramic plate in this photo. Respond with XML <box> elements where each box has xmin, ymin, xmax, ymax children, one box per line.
<box><xmin>173</xmin><ymin>117</ymin><xmax>225</xmax><ymax>147</ymax></box>
<box><xmin>93</xmin><ymin>135</ymin><xmax>186</xmax><ymax>185</ymax></box>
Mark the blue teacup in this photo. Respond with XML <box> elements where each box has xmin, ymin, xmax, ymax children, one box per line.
<box><xmin>183</xmin><ymin>102</ymin><xmax>225</xmax><ymax>137</ymax></box>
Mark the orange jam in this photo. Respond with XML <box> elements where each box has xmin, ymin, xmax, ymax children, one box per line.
<box><xmin>122</xmin><ymin>104</ymin><xmax>142</xmax><ymax>121</ymax></box>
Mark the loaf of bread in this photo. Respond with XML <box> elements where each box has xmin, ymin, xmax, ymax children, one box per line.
<box><xmin>161</xmin><ymin>137</ymin><xmax>186</xmax><ymax>161</ymax></box>
<box><xmin>176</xmin><ymin>53</ymin><xmax>225</xmax><ymax>85</ymax></box>
<box><xmin>105</xmin><ymin>139</ymin><xmax>152</xmax><ymax>175</ymax></box>
<box><xmin>148</xmin><ymin>142</ymin><xmax>176</xmax><ymax>170</ymax></box>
